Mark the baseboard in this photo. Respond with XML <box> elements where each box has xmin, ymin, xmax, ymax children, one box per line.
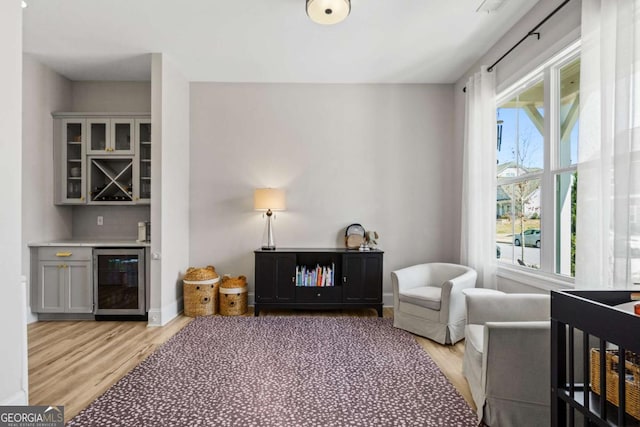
<box><xmin>26</xmin><ymin>308</ymin><xmax>38</xmax><ymax>324</ymax></box>
<box><xmin>147</xmin><ymin>297</ymin><xmax>183</xmax><ymax>327</ymax></box>
<box><xmin>1</xmin><ymin>389</ymin><xmax>28</xmax><ymax>405</ymax></box>
<box><xmin>38</xmin><ymin>313</ymin><xmax>95</xmax><ymax>321</ymax></box>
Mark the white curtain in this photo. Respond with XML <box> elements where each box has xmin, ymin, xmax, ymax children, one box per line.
<box><xmin>575</xmin><ymin>0</ymin><xmax>640</xmax><ymax>289</ymax></box>
<box><xmin>461</xmin><ymin>67</ymin><xmax>497</xmax><ymax>289</ymax></box>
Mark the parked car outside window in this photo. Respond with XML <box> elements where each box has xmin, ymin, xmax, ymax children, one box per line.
<box><xmin>513</xmin><ymin>229</ymin><xmax>541</xmax><ymax>248</ymax></box>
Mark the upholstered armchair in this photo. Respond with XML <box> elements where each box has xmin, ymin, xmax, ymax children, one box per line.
<box><xmin>391</xmin><ymin>263</ymin><xmax>477</xmax><ymax>344</ymax></box>
<box><xmin>462</xmin><ymin>292</ymin><xmax>551</xmax><ymax>426</ymax></box>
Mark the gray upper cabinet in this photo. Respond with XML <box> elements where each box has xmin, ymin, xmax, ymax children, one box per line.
<box><xmin>53</xmin><ymin>113</ymin><xmax>150</xmax><ymax>205</ymax></box>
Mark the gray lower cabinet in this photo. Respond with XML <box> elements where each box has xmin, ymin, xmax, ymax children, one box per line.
<box><xmin>33</xmin><ymin>247</ymin><xmax>93</xmax><ymax>313</ymax></box>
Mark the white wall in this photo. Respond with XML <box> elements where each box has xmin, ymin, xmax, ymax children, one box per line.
<box><xmin>148</xmin><ymin>53</ymin><xmax>190</xmax><ymax>326</ymax></box>
<box><xmin>189</xmin><ymin>83</ymin><xmax>456</xmax><ymax>303</ymax></box>
<box><xmin>0</xmin><ymin>0</ymin><xmax>28</xmax><ymax>405</ymax></box>
<box><xmin>22</xmin><ymin>54</ymin><xmax>73</xmax><ymax>322</ymax></box>
<box><xmin>453</xmin><ymin>0</ymin><xmax>581</xmax><ymax>292</ymax></box>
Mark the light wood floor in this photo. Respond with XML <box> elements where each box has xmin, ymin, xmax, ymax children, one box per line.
<box><xmin>28</xmin><ymin>308</ymin><xmax>474</xmax><ymax>422</ymax></box>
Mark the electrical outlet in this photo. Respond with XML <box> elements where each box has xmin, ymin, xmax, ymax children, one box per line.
<box><xmin>97</xmin><ymin>216</ymin><xmax>103</xmax><ymax>226</ymax></box>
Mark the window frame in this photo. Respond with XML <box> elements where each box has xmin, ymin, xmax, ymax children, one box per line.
<box><xmin>495</xmin><ymin>42</ymin><xmax>581</xmax><ymax>289</ymax></box>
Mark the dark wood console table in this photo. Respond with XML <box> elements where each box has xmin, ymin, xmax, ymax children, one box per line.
<box><xmin>254</xmin><ymin>248</ymin><xmax>383</xmax><ymax>317</ymax></box>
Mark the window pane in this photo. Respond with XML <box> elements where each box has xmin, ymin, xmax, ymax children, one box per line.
<box><xmin>497</xmin><ymin>80</ymin><xmax>544</xmax><ymax>176</ymax></box>
<box><xmin>559</xmin><ymin>58</ymin><xmax>580</xmax><ymax>168</ymax></box>
<box><xmin>555</xmin><ymin>172</ymin><xmax>577</xmax><ymax>277</ymax></box>
<box><xmin>496</xmin><ymin>179</ymin><xmax>541</xmax><ymax>269</ymax></box>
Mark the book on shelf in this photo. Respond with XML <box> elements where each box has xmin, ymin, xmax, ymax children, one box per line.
<box><xmin>295</xmin><ymin>263</ymin><xmax>335</xmax><ymax>287</ymax></box>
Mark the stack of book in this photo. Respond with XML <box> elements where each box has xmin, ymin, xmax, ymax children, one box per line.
<box><xmin>296</xmin><ymin>263</ymin><xmax>335</xmax><ymax>287</ymax></box>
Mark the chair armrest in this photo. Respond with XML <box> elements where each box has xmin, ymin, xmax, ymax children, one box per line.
<box><xmin>445</xmin><ymin>269</ymin><xmax>478</xmax><ymax>294</ymax></box>
<box><xmin>483</xmin><ymin>321</ymin><xmax>550</xmax><ymax>406</ymax></box>
<box><xmin>466</xmin><ymin>294</ymin><xmax>550</xmax><ymax>325</ymax></box>
<box><xmin>440</xmin><ymin>269</ymin><xmax>478</xmax><ymax>321</ymax></box>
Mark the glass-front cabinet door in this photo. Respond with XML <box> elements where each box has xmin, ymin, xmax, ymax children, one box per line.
<box><xmin>112</xmin><ymin>119</ymin><xmax>135</xmax><ymax>154</ymax></box>
<box><xmin>87</xmin><ymin>119</ymin><xmax>134</xmax><ymax>155</ymax></box>
<box><xmin>61</xmin><ymin>119</ymin><xmax>86</xmax><ymax>203</ymax></box>
<box><xmin>86</xmin><ymin>119</ymin><xmax>109</xmax><ymax>154</ymax></box>
<box><xmin>135</xmin><ymin>119</ymin><xmax>151</xmax><ymax>203</ymax></box>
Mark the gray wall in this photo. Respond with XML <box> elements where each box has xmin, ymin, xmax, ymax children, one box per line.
<box><xmin>189</xmin><ymin>83</ymin><xmax>457</xmax><ymax>303</ymax></box>
<box><xmin>22</xmin><ymin>54</ymin><xmax>73</xmax><ymax>322</ymax></box>
<box><xmin>71</xmin><ymin>205</ymin><xmax>150</xmax><ymax>239</ymax></box>
<box><xmin>71</xmin><ymin>81</ymin><xmax>151</xmax><ymax>113</ymax></box>
<box><xmin>67</xmin><ymin>80</ymin><xmax>152</xmax><ymax>240</ymax></box>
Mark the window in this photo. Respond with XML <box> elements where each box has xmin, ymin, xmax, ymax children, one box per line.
<box><xmin>495</xmin><ymin>46</ymin><xmax>580</xmax><ymax>279</ymax></box>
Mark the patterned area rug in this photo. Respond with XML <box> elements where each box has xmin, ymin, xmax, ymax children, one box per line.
<box><xmin>68</xmin><ymin>317</ymin><xmax>477</xmax><ymax>426</ymax></box>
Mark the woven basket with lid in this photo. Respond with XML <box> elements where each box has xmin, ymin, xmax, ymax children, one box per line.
<box><xmin>183</xmin><ymin>265</ymin><xmax>220</xmax><ymax>317</ymax></box>
<box><xmin>219</xmin><ymin>275</ymin><xmax>248</xmax><ymax>316</ymax></box>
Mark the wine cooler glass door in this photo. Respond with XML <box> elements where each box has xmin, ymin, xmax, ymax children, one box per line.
<box><xmin>94</xmin><ymin>248</ymin><xmax>145</xmax><ymax>315</ymax></box>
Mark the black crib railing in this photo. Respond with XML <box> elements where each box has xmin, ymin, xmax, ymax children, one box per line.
<box><xmin>551</xmin><ymin>290</ymin><xmax>640</xmax><ymax>427</ymax></box>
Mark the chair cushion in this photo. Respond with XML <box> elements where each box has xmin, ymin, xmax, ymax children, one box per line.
<box><xmin>398</xmin><ymin>286</ymin><xmax>442</xmax><ymax>311</ymax></box>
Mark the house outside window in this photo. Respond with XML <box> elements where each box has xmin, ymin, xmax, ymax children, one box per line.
<box><xmin>495</xmin><ymin>45</ymin><xmax>580</xmax><ymax>280</ymax></box>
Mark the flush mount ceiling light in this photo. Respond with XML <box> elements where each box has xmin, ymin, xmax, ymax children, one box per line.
<box><xmin>306</xmin><ymin>0</ymin><xmax>350</xmax><ymax>25</ymax></box>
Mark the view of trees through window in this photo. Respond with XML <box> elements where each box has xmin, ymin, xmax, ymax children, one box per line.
<box><xmin>495</xmin><ymin>53</ymin><xmax>580</xmax><ymax>278</ymax></box>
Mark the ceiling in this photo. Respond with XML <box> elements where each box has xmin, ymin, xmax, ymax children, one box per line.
<box><xmin>22</xmin><ymin>0</ymin><xmax>539</xmax><ymax>83</ymax></box>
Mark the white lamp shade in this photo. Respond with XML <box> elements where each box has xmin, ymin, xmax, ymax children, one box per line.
<box><xmin>306</xmin><ymin>0</ymin><xmax>350</xmax><ymax>25</ymax></box>
<box><xmin>254</xmin><ymin>188</ymin><xmax>286</xmax><ymax>211</ymax></box>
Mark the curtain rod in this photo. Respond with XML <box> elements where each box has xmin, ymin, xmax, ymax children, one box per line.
<box><xmin>463</xmin><ymin>0</ymin><xmax>572</xmax><ymax>93</ymax></box>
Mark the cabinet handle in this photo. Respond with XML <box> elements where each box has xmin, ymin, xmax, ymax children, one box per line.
<box><xmin>291</xmin><ymin>277</ymin><xmax>295</xmax><ymax>283</ymax></box>
<box><xmin>317</xmin><ymin>293</ymin><xmax>321</xmax><ymax>297</ymax></box>
<box><xmin>56</xmin><ymin>252</ymin><xmax>72</xmax><ymax>257</ymax></box>
<box><xmin>343</xmin><ymin>276</ymin><xmax>347</xmax><ymax>283</ymax></box>
<box><xmin>81</xmin><ymin>196</ymin><xmax>85</xmax><ymax>201</ymax></box>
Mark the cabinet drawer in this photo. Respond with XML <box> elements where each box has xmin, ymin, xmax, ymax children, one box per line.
<box><xmin>38</xmin><ymin>247</ymin><xmax>92</xmax><ymax>261</ymax></box>
<box><xmin>296</xmin><ymin>286</ymin><xmax>342</xmax><ymax>302</ymax></box>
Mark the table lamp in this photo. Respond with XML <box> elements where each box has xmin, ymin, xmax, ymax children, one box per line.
<box><xmin>254</xmin><ymin>188</ymin><xmax>286</xmax><ymax>250</ymax></box>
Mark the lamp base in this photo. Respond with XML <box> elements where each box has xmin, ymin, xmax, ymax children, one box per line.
<box><xmin>261</xmin><ymin>246</ymin><xmax>276</xmax><ymax>250</ymax></box>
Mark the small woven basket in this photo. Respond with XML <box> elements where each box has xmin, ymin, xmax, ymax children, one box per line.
<box><xmin>590</xmin><ymin>348</ymin><xmax>640</xmax><ymax>420</ymax></box>
<box><xmin>219</xmin><ymin>275</ymin><xmax>248</xmax><ymax>316</ymax></box>
<box><xmin>183</xmin><ymin>266</ymin><xmax>220</xmax><ymax>317</ymax></box>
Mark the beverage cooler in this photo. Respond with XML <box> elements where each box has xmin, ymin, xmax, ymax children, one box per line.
<box><xmin>93</xmin><ymin>248</ymin><xmax>145</xmax><ymax>315</ymax></box>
